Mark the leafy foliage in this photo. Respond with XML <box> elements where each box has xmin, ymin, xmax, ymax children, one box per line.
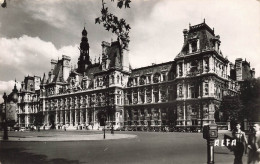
<box><xmin>219</xmin><ymin>78</ymin><xmax>260</xmax><ymax>122</ymax></box>
<box><xmin>1</xmin><ymin>0</ymin><xmax>7</xmax><ymax>8</ymax></box>
<box><xmin>95</xmin><ymin>0</ymin><xmax>131</xmax><ymax>50</ymax></box>
<box><xmin>219</xmin><ymin>95</ymin><xmax>244</xmax><ymax>122</ymax></box>
<box><xmin>239</xmin><ymin>78</ymin><xmax>260</xmax><ymax>121</ymax></box>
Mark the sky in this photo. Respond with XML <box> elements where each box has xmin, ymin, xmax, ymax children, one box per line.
<box><xmin>0</xmin><ymin>0</ymin><xmax>260</xmax><ymax>103</ymax></box>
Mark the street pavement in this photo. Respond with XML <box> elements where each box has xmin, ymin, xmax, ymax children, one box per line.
<box><xmin>0</xmin><ymin>130</ymin><xmax>247</xmax><ymax>164</ymax></box>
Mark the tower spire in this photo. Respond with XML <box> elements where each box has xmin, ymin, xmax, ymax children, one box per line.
<box><xmin>78</xmin><ymin>26</ymin><xmax>91</xmax><ymax>73</ymax></box>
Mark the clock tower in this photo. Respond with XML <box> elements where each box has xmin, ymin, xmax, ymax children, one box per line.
<box><xmin>78</xmin><ymin>27</ymin><xmax>91</xmax><ymax>74</ymax></box>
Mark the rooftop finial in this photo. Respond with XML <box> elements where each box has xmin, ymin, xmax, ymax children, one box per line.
<box><xmin>204</xmin><ymin>18</ymin><xmax>205</xmax><ymax>23</ymax></box>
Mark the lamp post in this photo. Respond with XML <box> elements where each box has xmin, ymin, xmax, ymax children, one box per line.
<box><xmin>2</xmin><ymin>92</ymin><xmax>8</xmax><ymax>140</ymax></box>
<box><xmin>2</xmin><ymin>82</ymin><xmax>18</xmax><ymax>140</ymax></box>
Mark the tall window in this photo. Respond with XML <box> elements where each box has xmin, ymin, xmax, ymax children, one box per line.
<box><xmin>190</xmin><ymin>84</ymin><xmax>196</xmax><ymax>98</ymax></box>
<box><xmin>139</xmin><ymin>76</ymin><xmax>145</xmax><ymax>85</ymax></box>
<box><xmin>110</xmin><ymin>75</ymin><xmax>114</xmax><ymax>84</ymax></box>
<box><xmin>179</xmin><ymin>85</ymin><xmax>183</xmax><ymax>97</ymax></box>
<box><xmin>204</xmin><ymin>82</ymin><xmax>209</xmax><ymax>96</ymax></box>
<box><xmin>153</xmin><ymin>73</ymin><xmax>160</xmax><ymax>83</ymax></box>
<box><xmin>179</xmin><ymin>63</ymin><xmax>183</xmax><ymax>76</ymax></box>
<box><xmin>204</xmin><ymin>58</ymin><xmax>209</xmax><ymax>72</ymax></box>
<box><xmin>162</xmin><ymin>73</ymin><xmax>166</xmax><ymax>82</ymax></box>
<box><xmin>191</xmin><ymin>41</ymin><xmax>197</xmax><ymax>52</ymax></box>
<box><xmin>117</xmin><ymin>75</ymin><xmax>120</xmax><ymax>84</ymax></box>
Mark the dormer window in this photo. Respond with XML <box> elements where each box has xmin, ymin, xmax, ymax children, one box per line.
<box><xmin>147</xmin><ymin>75</ymin><xmax>151</xmax><ymax>84</ymax></box>
<box><xmin>139</xmin><ymin>76</ymin><xmax>145</xmax><ymax>85</ymax></box>
<box><xmin>162</xmin><ymin>73</ymin><xmax>166</xmax><ymax>82</ymax></box>
<box><xmin>133</xmin><ymin>77</ymin><xmax>137</xmax><ymax>86</ymax></box>
<box><xmin>191</xmin><ymin>41</ymin><xmax>197</xmax><ymax>52</ymax></box>
<box><xmin>153</xmin><ymin>73</ymin><xmax>160</xmax><ymax>83</ymax></box>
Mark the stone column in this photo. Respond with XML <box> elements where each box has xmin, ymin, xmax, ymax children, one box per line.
<box><xmin>93</xmin><ymin>109</ymin><xmax>96</xmax><ymax>127</ymax></box>
<box><xmin>46</xmin><ymin>112</ymin><xmax>49</xmax><ymax>126</ymax></box>
<box><xmin>159</xmin><ymin>108</ymin><xmax>162</xmax><ymax>125</ymax></box>
<box><xmin>70</xmin><ymin>110</ymin><xmax>73</xmax><ymax>126</ymax></box>
<box><xmin>197</xmin><ymin>39</ymin><xmax>200</xmax><ymax>51</ymax></box>
<box><xmin>209</xmin><ymin>56</ymin><xmax>213</xmax><ymax>73</ymax></box>
<box><xmin>151</xmin><ymin>88</ymin><xmax>154</xmax><ymax>103</ymax></box>
<box><xmin>182</xmin><ymin>61</ymin><xmax>185</xmax><ymax>76</ymax></box>
<box><xmin>131</xmin><ymin>90</ymin><xmax>134</xmax><ymax>104</ymax></box>
<box><xmin>177</xmin><ymin>63</ymin><xmax>179</xmax><ymax>77</ymax></box>
<box><xmin>65</xmin><ymin>111</ymin><xmax>67</xmax><ymax>125</ymax></box>
<box><xmin>85</xmin><ymin>109</ymin><xmax>88</xmax><ymax>125</ymax></box>
<box><xmin>183</xmin><ymin>103</ymin><xmax>186</xmax><ymax>126</ymax></box>
<box><xmin>18</xmin><ymin>115</ymin><xmax>21</xmax><ymax>126</ymax></box>
<box><xmin>144</xmin><ymin>88</ymin><xmax>147</xmax><ymax>103</ymax></box>
<box><xmin>158</xmin><ymin>87</ymin><xmax>161</xmax><ymax>103</ymax></box>
<box><xmin>80</xmin><ymin>110</ymin><xmax>83</xmax><ymax>124</ymax></box>
<box><xmin>75</xmin><ymin>110</ymin><xmax>77</xmax><ymax>125</ymax></box>
<box><xmin>137</xmin><ymin>89</ymin><xmax>141</xmax><ymax>104</ymax></box>
<box><xmin>55</xmin><ymin>111</ymin><xmax>58</xmax><ymax>125</ymax></box>
<box><xmin>183</xmin><ymin>83</ymin><xmax>187</xmax><ymax>99</ymax></box>
<box><xmin>203</xmin><ymin>58</ymin><xmax>205</xmax><ymax>73</ymax></box>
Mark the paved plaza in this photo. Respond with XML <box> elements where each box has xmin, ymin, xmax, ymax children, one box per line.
<box><xmin>0</xmin><ymin>130</ymin><xmax>247</xmax><ymax>164</ymax></box>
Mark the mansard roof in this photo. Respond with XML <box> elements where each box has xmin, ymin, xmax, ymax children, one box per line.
<box><xmin>176</xmin><ymin>22</ymin><xmax>219</xmax><ymax>59</ymax></box>
<box><xmin>84</xmin><ymin>63</ymin><xmax>102</xmax><ymax>79</ymax></box>
<box><xmin>41</xmin><ymin>73</ymin><xmax>47</xmax><ymax>85</ymax></box>
<box><xmin>130</xmin><ymin>61</ymin><xmax>175</xmax><ymax>77</ymax></box>
<box><xmin>52</xmin><ymin>60</ymin><xmax>64</xmax><ymax>83</ymax></box>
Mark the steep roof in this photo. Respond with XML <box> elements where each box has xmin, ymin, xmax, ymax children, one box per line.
<box><xmin>131</xmin><ymin>61</ymin><xmax>175</xmax><ymax>77</ymax></box>
<box><xmin>52</xmin><ymin>60</ymin><xmax>64</xmax><ymax>83</ymax></box>
<box><xmin>176</xmin><ymin>22</ymin><xmax>217</xmax><ymax>59</ymax></box>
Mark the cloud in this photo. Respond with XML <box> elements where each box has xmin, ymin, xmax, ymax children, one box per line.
<box><xmin>0</xmin><ymin>35</ymin><xmax>79</xmax><ymax>82</ymax></box>
<box><xmin>129</xmin><ymin>0</ymin><xmax>260</xmax><ymax>78</ymax></box>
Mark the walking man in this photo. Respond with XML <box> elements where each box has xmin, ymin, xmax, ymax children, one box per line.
<box><xmin>247</xmin><ymin>123</ymin><xmax>260</xmax><ymax>164</ymax></box>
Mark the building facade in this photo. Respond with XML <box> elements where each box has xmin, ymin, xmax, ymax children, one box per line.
<box><xmin>16</xmin><ymin>21</ymin><xmax>255</xmax><ymax>130</ymax></box>
<box><xmin>17</xmin><ymin>76</ymin><xmax>41</xmax><ymax>127</ymax></box>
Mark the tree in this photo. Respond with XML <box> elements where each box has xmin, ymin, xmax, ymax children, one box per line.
<box><xmin>95</xmin><ymin>0</ymin><xmax>131</xmax><ymax>50</ymax></box>
<box><xmin>239</xmin><ymin>78</ymin><xmax>260</xmax><ymax>121</ymax></box>
<box><xmin>1</xmin><ymin>0</ymin><xmax>7</xmax><ymax>8</ymax></box>
<box><xmin>219</xmin><ymin>95</ymin><xmax>244</xmax><ymax>122</ymax></box>
<box><xmin>33</xmin><ymin>112</ymin><xmax>44</xmax><ymax>131</ymax></box>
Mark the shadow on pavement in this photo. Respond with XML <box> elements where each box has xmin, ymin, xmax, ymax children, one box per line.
<box><xmin>0</xmin><ymin>148</ymin><xmax>81</xmax><ymax>164</ymax></box>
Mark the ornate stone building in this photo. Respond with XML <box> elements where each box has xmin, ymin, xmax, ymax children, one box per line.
<box><xmin>17</xmin><ymin>76</ymin><xmax>41</xmax><ymax>127</ymax></box>
<box><xmin>16</xmin><ymin>21</ymin><xmax>255</xmax><ymax>130</ymax></box>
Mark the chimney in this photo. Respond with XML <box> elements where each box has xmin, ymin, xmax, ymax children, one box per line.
<box><xmin>62</xmin><ymin>55</ymin><xmax>71</xmax><ymax>81</ymax></box>
<box><xmin>183</xmin><ymin>29</ymin><xmax>188</xmax><ymax>42</ymax></box>
<box><xmin>51</xmin><ymin>59</ymin><xmax>58</xmax><ymax>74</ymax></box>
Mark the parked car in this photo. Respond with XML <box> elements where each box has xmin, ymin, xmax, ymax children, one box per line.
<box><xmin>19</xmin><ymin>127</ymin><xmax>26</xmax><ymax>132</ymax></box>
<box><xmin>13</xmin><ymin>126</ymin><xmax>20</xmax><ymax>131</ymax></box>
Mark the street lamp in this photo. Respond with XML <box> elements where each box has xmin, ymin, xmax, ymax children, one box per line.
<box><xmin>2</xmin><ymin>92</ymin><xmax>8</xmax><ymax>140</ymax></box>
<box><xmin>2</xmin><ymin>83</ymin><xmax>18</xmax><ymax>140</ymax></box>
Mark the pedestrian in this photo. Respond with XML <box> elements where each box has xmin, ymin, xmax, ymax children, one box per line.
<box><xmin>232</xmin><ymin>122</ymin><xmax>248</xmax><ymax>164</ymax></box>
<box><xmin>247</xmin><ymin>123</ymin><xmax>260</xmax><ymax>164</ymax></box>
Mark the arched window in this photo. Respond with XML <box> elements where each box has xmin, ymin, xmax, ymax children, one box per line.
<box><xmin>110</xmin><ymin>75</ymin><xmax>114</xmax><ymax>84</ymax></box>
<box><xmin>96</xmin><ymin>78</ymin><xmax>99</xmax><ymax>87</ymax></box>
<box><xmin>127</xmin><ymin>78</ymin><xmax>133</xmax><ymax>87</ymax></box>
<box><xmin>117</xmin><ymin>75</ymin><xmax>120</xmax><ymax>84</ymax></box>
